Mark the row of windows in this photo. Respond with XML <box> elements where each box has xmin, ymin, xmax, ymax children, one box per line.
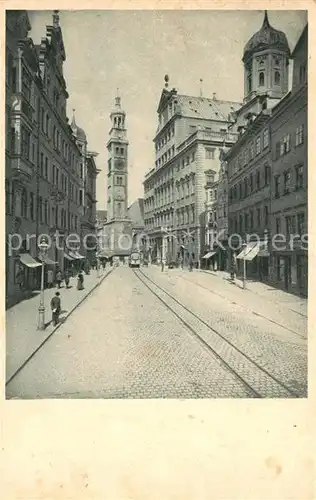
<box><xmin>144</xmin><ymin>205</ymin><xmax>196</xmax><ymax>228</ymax></box>
<box><xmin>247</xmin><ymin>69</ymin><xmax>281</xmax><ymax>93</ymax></box>
<box><xmin>114</xmin><ymin>146</ymin><xmax>125</xmax><ymax>155</ymax></box>
<box><xmin>113</xmin><ymin>116</ymin><xmax>125</xmax><ymax>129</ymax></box>
<box><xmin>5</xmin><ymin>185</ymin><xmax>79</xmax><ymax>231</ymax></box>
<box><xmin>229</xmin><ymin>165</ymin><xmax>271</xmax><ymax>202</ymax></box>
<box><xmin>19</xmin><ymin>62</ymin><xmax>78</xmax><ymax>166</ymax></box>
<box><xmin>156</xmin><ymin>145</ymin><xmax>175</xmax><ymax>168</ymax></box>
<box><xmin>116</xmin><ymin>176</ymin><xmax>124</xmax><ymax>186</ymax></box>
<box><xmin>230</xmin><ymin>129</ymin><xmax>269</xmax><ymax>175</ymax></box>
<box><xmin>275</xmin><ymin>125</ymin><xmax>304</xmax><ymax>159</ymax></box>
<box><xmin>155</xmin><ymin>124</ymin><xmax>175</xmax><ymax>151</ymax></box>
<box><xmin>274</xmin><ymin>165</ymin><xmax>304</xmax><ymax>198</ymax></box>
<box><xmin>19</xmin><ymin>118</ymin><xmax>81</xmax><ymax>177</ymax></box>
<box><xmin>275</xmin><ymin>213</ymin><xmax>305</xmax><ymax>237</ymax></box>
<box><xmin>229</xmin><ymin>205</ymin><xmax>270</xmax><ymax>234</ymax></box>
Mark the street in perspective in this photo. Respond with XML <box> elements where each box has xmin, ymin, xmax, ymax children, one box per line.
<box><xmin>5</xmin><ymin>10</ymin><xmax>308</xmax><ymax>399</ymax></box>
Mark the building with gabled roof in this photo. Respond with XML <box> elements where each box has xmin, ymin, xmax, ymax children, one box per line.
<box><xmin>143</xmin><ymin>77</ymin><xmax>241</xmax><ymax>266</ymax></box>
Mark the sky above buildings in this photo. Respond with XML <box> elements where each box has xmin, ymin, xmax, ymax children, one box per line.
<box><xmin>28</xmin><ymin>9</ymin><xmax>307</xmax><ymax>209</ymax></box>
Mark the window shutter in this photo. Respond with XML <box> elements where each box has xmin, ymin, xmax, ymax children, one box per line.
<box><xmin>276</xmin><ymin>141</ymin><xmax>280</xmax><ymax>159</ymax></box>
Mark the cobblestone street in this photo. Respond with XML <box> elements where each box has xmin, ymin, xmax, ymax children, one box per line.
<box><xmin>6</xmin><ymin>265</ymin><xmax>307</xmax><ymax>399</ymax></box>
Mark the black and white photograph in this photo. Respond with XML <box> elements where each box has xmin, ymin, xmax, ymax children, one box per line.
<box><xmin>5</xmin><ymin>8</ymin><xmax>308</xmax><ymax>400</ymax></box>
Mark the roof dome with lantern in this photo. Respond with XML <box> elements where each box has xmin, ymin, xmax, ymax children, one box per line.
<box><xmin>111</xmin><ymin>91</ymin><xmax>126</xmax><ymax>118</ymax></box>
<box><xmin>71</xmin><ymin>110</ymin><xmax>87</xmax><ymax>142</ymax></box>
<box><xmin>243</xmin><ymin>11</ymin><xmax>290</xmax><ymax>62</ymax></box>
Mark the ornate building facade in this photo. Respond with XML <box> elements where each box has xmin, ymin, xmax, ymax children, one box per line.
<box><xmin>5</xmin><ymin>10</ymin><xmax>98</xmax><ymax>305</ymax></box>
<box><xmin>143</xmin><ymin>79</ymin><xmax>241</xmax><ymax>266</ymax></box>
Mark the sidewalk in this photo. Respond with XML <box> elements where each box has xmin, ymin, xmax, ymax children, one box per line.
<box><xmin>201</xmin><ymin>269</ymin><xmax>307</xmax><ymax>316</ymax></box>
<box><xmin>6</xmin><ymin>268</ymin><xmax>112</xmax><ymax>383</ymax></box>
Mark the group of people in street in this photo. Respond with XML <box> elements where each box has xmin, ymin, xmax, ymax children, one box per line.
<box><xmin>48</xmin><ymin>268</ymin><xmax>85</xmax><ymax>291</ymax></box>
<box><xmin>49</xmin><ymin>266</ymin><xmax>87</xmax><ymax>327</ymax></box>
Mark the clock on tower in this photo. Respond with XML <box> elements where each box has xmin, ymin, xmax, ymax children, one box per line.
<box><xmin>106</xmin><ymin>93</ymin><xmax>129</xmax><ymax>221</ymax></box>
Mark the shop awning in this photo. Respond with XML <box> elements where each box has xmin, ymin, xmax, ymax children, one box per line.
<box><xmin>19</xmin><ymin>253</ymin><xmax>42</xmax><ymax>268</ymax></box>
<box><xmin>67</xmin><ymin>251</ymin><xmax>85</xmax><ymax>260</ymax></box>
<box><xmin>64</xmin><ymin>253</ymin><xmax>74</xmax><ymax>261</ymax></box>
<box><xmin>97</xmin><ymin>250</ymin><xmax>110</xmax><ymax>258</ymax></box>
<box><xmin>68</xmin><ymin>251</ymin><xmax>77</xmax><ymax>259</ymax></box>
<box><xmin>202</xmin><ymin>251</ymin><xmax>216</xmax><ymax>259</ymax></box>
<box><xmin>237</xmin><ymin>242</ymin><xmax>260</xmax><ymax>261</ymax></box>
<box><xmin>74</xmin><ymin>251</ymin><xmax>85</xmax><ymax>259</ymax></box>
<box><xmin>38</xmin><ymin>255</ymin><xmax>57</xmax><ymax>265</ymax></box>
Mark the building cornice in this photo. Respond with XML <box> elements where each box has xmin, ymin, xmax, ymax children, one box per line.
<box><xmin>224</xmin><ymin>111</ymin><xmax>271</xmax><ymax>161</ymax></box>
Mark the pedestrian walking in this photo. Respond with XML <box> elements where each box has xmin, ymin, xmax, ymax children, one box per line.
<box><xmin>50</xmin><ymin>291</ymin><xmax>61</xmax><ymax>326</ymax></box>
<box><xmin>56</xmin><ymin>269</ymin><xmax>62</xmax><ymax>288</ymax></box>
<box><xmin>47</xmin><ymin>269</ymin><xmax>54</xmax><ymax>288</ymax></box>
<box><xmin>161</xmin><ymin>259</ymin><xmax>165</xmax><ymax>272</ymax></box>
<box><xmin>230</xmin><ymin>252</ymin><xmax>237</xmax><ymax>281</ymax></box>
<box><xmin>64</xmin><ymin>270</ymin><xmax>70</xmax><ymax>288</ymax></box>
<box><xmin>77</xmin><ymin>271</ymin><xmax>84</xmax><ymax>290</ymax></box>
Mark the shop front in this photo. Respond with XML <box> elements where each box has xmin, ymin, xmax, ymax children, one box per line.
<box><xmin>272</xmin><ymin>250</ymin><xmax>308</xmax><ymax>296</ymax></box>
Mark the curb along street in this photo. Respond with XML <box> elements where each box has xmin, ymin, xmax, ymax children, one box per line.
<box><xmin>5</xmin><ymin>268</ymin><xmax>114</xmax><ymax>386</ymax></box>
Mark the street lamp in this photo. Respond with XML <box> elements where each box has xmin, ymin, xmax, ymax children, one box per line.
<box><xmin>242</xmin><ymin>240</ymin><xmax>247</xmax><ymax>290</ymax></box>
<box><xmin>38</xmin><ymin>237</ymin><xmax>49</xmax><ymax>330</ymax></box>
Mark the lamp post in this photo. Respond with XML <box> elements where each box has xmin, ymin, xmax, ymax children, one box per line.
<box><xmin>242</xmin><ymin>240</ymin><xmax>247</xmax><ymax>290</ymax></box>
<box><xmin>37</xmin><ymin>238</ymin><xmax>49</xmax><ymax>330</ymax></box>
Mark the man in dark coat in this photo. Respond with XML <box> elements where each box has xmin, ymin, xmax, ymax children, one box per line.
<box><xmin>50</xmin><ymin>291</ymin><xmax>61</xmax><ymax>326</ymax></box>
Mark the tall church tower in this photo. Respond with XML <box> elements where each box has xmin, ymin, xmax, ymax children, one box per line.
<box><xmin>102</xmin><ymin>93</ymin><xmax>132</xmax><ymax>262</ymax></box>
<box><xmin>107</xmin><ymin>93</ymin><xmax>129</xmax><ymax>221</ymax></box>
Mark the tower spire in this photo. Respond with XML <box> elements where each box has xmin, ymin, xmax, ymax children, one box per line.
<box><xmin>115</xmin><ymin>88</ymin><xmax>121</xmax><ymax>108</ymax></box>
<box><xmin>263</xmin><ymin>10</ymin><xmax>270</xmax><ymax>27</ymax></box>
<box><xmin>71</xmin><ymin>108</ymin><xmax>76</xmax><ymax>128</ymax></box>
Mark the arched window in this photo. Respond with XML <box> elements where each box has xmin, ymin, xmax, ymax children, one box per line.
<box><xmin>275</xmin><ymin>71</ymin><xmax>280</xmax><ymax>85</ymax></box>
<box><xmin>259</xmin><ymin>72</ymin><xmax>265</xmax><ymax>86</ymax></box>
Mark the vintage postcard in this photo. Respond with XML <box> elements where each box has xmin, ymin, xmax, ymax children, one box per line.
<box><xmin>2</xmin><ymin>1</ymin><xmax>314</xmax><ymax>499</ymax></box>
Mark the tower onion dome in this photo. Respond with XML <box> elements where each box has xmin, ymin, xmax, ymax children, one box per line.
<box><xmin>243</xmin><ymin>11</ymin><xmax>290</xmax><ymax>62</ymax></box>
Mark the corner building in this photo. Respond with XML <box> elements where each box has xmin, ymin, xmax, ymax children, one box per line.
<box><xmin>226</xmin><ymin>11</ymin><xmax>291</xmax><ymax>282</ymax></box>
<box><xmin>143</xmin><ymin>83</ymin><xmax>241</xmax><ymax>266</ymax></box>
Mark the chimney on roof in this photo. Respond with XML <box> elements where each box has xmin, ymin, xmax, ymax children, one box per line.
<box><xmin>213</xmin><ymin>93</ymin><xmax>217</xmax><ymax>100</ymax></box>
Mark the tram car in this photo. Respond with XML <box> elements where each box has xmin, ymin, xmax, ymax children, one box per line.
<box><xmin>129</xmin><ymin>250</ymin><xmax>141</xmax><ymax>268</ymax></box>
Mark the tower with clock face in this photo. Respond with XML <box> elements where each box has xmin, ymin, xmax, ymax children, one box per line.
<box><xmin>103</xmin><ymin>93</ymin><xmax>132</xmax><ymax>261</ymax></box>
<box><xmin>107</xmin><ymin>94</ymin><xmax>129</xmax><ymax>221</ymax></box>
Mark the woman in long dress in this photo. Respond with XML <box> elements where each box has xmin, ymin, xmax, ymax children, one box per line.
<box><xmin>77</xmin><ymin>271</ymin><xmax>84</xmax><ymax>290</ymax></box>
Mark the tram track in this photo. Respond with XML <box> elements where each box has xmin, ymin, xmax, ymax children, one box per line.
<box><xmin>5</xmin><ymin>267</ymin><xmax>115</xmax><ymax>388</ymax></box>
<box><xmin>133</xmin><ymin>268</ymin><xmax>304</xmax><ymax>398</ymax></box>
<box><xmin>179</xmin><ymin>272</ymin><xmax>306</xmax><ymax>340</ymax></box>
